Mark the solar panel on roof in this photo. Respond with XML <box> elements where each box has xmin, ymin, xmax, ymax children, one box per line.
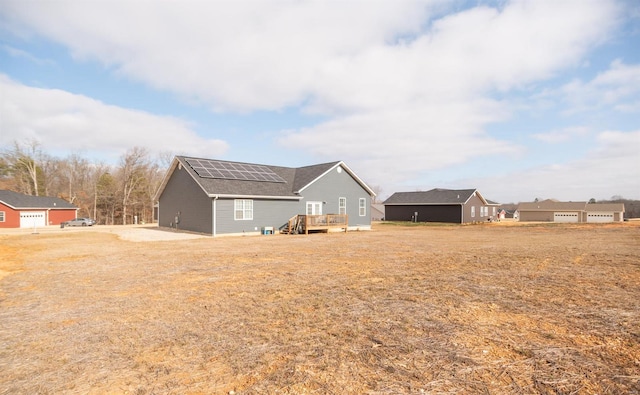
<box><xmin>184</xmin><ymin>158</ymin><xmax>286</xmax><ymax>183</ymax></box>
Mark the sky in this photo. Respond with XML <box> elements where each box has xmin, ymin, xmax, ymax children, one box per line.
<box><xmin>0</xmin><ymin>0</ymin><xmax>639</xmax><ymax>203</ymax></box>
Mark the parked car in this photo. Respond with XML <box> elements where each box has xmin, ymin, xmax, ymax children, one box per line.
<box><xmin>63</xmin><ymin>217</ymin><xmax>96</xmax><ymax>227</ymax></box>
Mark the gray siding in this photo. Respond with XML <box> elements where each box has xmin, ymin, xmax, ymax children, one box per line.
<box><xmin>158</xmin><ymin>165</ymin><xmax>213</xmax><ymax>234</ymax></box>
<box><xmin>159</xmin><ymin>161</ymin><xmax>373</xmax><ymax>235</ymax></box>
<box><xmin>214</xmin><ymin>198</ymin><xmax>300</xmax><ymax>234</ymax></box>
<box><xmin>462</xmin><ymin>194</ymin><xmax>492</xmax><ymax>223</ymax></box>
<box><xmin>300</xmin><ymin>165</ymin><xmax>371</xmax><ymax>227</ymax></box>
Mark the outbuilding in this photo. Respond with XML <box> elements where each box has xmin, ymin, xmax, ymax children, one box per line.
<box><xmin>517</xmin><ymin>200</ymin><xmax>625</xmax><ymax>223</ymax></box>
<box><xmin>0</xmin><ymin>190</ymin><xmax>79</xmax><ymax>228</ymax></box>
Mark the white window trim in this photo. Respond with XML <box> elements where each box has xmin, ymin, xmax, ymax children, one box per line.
<box><xmin>338</xmin><ymin>197</ymin><xmax>346</xmax><ymax>215</ymax></box>
<box><xmin>306</xmin><ymin>201</ymin><xmax>323</xmax><ymax>215</ymax></box>
<box><xmin>359</xmin><ymin>198</ymin><xmax>366</xmax><ymax>216</ymax></box>
<box><xmin>471</xmin><ymin>206</ymin><xmax>476</xmax><ymax>217</ymax></box>
<box><xmin>234</xmin><ymin>199</ymin><xmax>253</xmax><ymax>220</ymax></box>
<box><xmin>0</xmin><ymin>211</ymin><xmax>4</xmax><ymax>222</ymax></box>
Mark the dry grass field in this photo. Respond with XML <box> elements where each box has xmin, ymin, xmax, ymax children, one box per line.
<box><xmin>0</xmin><ymin>222</ymin><xmax>638</xmax><ymax>394</ymax></box>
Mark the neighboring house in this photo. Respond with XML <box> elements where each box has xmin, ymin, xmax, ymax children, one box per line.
<box><xmin>154</xmin><ymin>156</ymin><xmax>376</xmax><ymax>236</ymax></box>
<box><xmin>517</xmin><ymin>200</ymin><xmax>625</xmax><ymax>223</ymax></box>
<box><xmin>383</xmin><ymin>188</ymin><xmax>498</xmax><ymax>224</ymax></box>
<box><xmin>371</xmin><ymin>203</ymin><xmax>385</xmax><ymax>221</ymax></box>
<box><xmin>0</xmin><ymin>190</ymin><xmax>78</xmax><ymax>228</ymax></box>
<box><xmin>497</xmin><ymin>209</ymin><xmax>518</xmax><ymax>220</ymax></box>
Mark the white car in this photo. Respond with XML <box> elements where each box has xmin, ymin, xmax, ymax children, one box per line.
<box><xmin>64</xmin><ymin>217</ymin><xmax>96</xmax><ymax>227</ymax></box>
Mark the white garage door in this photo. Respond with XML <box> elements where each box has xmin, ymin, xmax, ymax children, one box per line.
<box><xmin>20</xmin><ymin>211</ymin><xmax>46</xmax><ymax>228</ymax></box>
<box><xmin>554</xmin><ymin>212</ymin><xmax>579</xmax><ymax>223</ymax></box>
<box><xmin>587</xmin><ymin>212</ymin><xmax>614</xmax><ymax>223</ymax></box>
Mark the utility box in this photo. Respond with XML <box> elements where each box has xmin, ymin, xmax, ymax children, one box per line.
<box><xmin>261</xmin><ymin>226</ymin><xmax>274</xmax><ymax>235</ymax></box>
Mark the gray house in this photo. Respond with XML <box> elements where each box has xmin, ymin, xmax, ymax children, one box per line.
<box><xmin>383</xmin><ymin>188</ymin><xmax>498</xmax><ymax>224</ymax></box>
<box><xmin>154</xmin><ymin>156</ymin><xmax>376</xmax><ymax>236</ymax></box>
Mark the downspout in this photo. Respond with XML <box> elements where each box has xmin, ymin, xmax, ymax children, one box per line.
<box><xmin>212</xmin><ymin>195</ymin><xmax>218</xmax><ymax>237</ymax></box>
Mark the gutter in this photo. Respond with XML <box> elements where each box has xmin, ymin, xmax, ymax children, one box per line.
<box><xmin>212</xmin><ymin>195</ymin><xmax>218</xmax><ymax>237</ymax></box>
<box><xmin>208</xmin><ymin>193</ymin><xmax>301</xmax><ymax>200</ymax></box>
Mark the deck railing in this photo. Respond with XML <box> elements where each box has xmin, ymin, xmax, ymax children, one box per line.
<box><xmin>285</xmin><ymin>214</ymin><xmax>348</xmax><ymax>234</ymax></box>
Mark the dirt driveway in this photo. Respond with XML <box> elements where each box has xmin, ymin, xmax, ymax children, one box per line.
<box><xmin>1</xmin><ymin>222</ymin><xmax>639</xmax><ymax>394</ymax></box>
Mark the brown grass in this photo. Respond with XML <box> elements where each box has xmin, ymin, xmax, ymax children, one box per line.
<box><xmin>0</xmin><ymin>223</ymin><xmax>639</xmax><ymax>394</ymax></box>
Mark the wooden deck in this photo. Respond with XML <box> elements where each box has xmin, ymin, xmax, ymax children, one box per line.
<box><xmin>281</xmin><ymin>214</ymin><xmax>348</xmax><ymax>234</ymax></box>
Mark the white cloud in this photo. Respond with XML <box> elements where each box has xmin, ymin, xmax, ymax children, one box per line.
<box><xmin>479</xmin><ymin>130</ymin><xmax>640</xmax><ymax>202</ymax></box>
<box><xmin>1</xmin><ymin>0</ymin><xmax>619</xmax><ymax>113</ymax></box>
<box><xmin>1</xmin><ymin>0</ymin><xmax>633</xmax><ymax>201</ymax></box>
<box><xmin>560</xmin><ymin>60</ymin><xmax>640</xmax><ymax>113</ymax></box>
<box><xmin>0</xmin><ymin>75</ymin><xmax>228</xmax><ymax>160</ymax></box>
<box><xmin>279</xmin><ymin>99</ymin><xmax>519</xmax><ymax>186</ymax></box>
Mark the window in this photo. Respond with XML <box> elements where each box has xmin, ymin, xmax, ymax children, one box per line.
<box><xmin>306</xmin><ymin>201</ymin><xmax>322</xmax><ymax>215</ymax></box>
<box><xmin>339</xmin><ymin>197</ymin><xmax>346</xmax><ymax>215</ymax></box>
<box><xmin>492</xmin><ymin>207</ymin><xmax>496</xmax><ymax>216</ymax></box>
<box><xmin>359</xmin><ymin>198</ymin><xmax>366</xmax><ymax>216</ymax></box>
<box><xmin>471</xmin><ymin>206</ymin><xmax>476</xmax><ymax>217</ymax></box>
<box><xmin>234</xmin><ymin>199</ymin><xmax>253</xmax><ymax>220</ymax></box>
<box><xmin>0</xmin><ymin>211</ymin><xmax>4</xmax><ymax>222</ymax></box>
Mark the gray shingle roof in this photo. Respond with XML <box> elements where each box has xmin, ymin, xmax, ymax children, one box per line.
<box><xmin>517</xmin><ymin>200</ymin><xmax>625</xmax><ymax>213</ymax></box>
<box><xmin>170</xmin><ymin>156</ymin><xmax>353</xmax><ymax>199</ymax></box>
<box><xmin>0</xmin><ymin>190</ymin><xmax>77</xmax><ymax>209</ymax></box>
<box><xmin>586</xmin><ymin>203</ymin><xmax>625</xmax><ymax>212</ymax></box>
<box><xmin>383</xmin><ymin>188</ymin><xmax>478</xmax><ymax>205</ymax></box>
<box><xmin>518</xmin><ymin>200</ymin><xmax>587</xmax><ymax>211</ymax></box>
<box><xmin>292</xmin><ymin>161</ymin><xmax>341</xmax><ymax>192</ymax></box>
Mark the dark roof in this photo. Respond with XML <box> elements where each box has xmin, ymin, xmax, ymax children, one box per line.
<box><xmin>383</xmin><ymin>188</ymin><xmax>480</xmax><ymax>205</ymax></box>
<box><xmin>0</xmin><ymin>190</ymin><xmax>77</xmax><ymax>209</ymax></box>
<box><xmin>156</xmin><ymin>156</ymin><xmax>374</xmax><ymax>199</ymax></box>
<box><xmin>292</xmin><ymin>162</ymin><xmax>340</xmax><ymax>193</ymax></box>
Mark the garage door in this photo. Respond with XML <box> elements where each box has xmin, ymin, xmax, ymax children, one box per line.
<box><xmin>554</xmin><ymin>212</ymin><xmax>579</xmax><ymax>223</ymax></box>
<box><xmin>20</xmin><ymin>211</ymin><xmax>46</xmax><ymax>228</ymax></box>
<box><xmin>587</xmin><ymin>212</ymin><xmax>614</xmax><ymax>223</ymax></box>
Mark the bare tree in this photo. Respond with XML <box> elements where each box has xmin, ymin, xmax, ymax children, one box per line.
<box><xmin>4</xmin><ymin>139</ymin><xmax>43</xmax><ymax>195</ymax></box>
<box><xmin>157</xmin><ymin>151</ymin><xmax>175</xmax><ymax>169</ymax></box>
<box><xmin>370</xmin><ymin>185</ymin><xmax>384</xmax><ymax>203</ymax></box>
<box><xmin>95</xmin><ymin>170</ymin><xmax>117</xmax><ymax>225</ymax></box>
<box><xmin>117</xmin><ymin>147</ymin><xmax>150</xmax><ymax>225</ymax></box>
<box><xmin>39</xmin><ymin>153</ymin><xmax>60</xmax><ymax>198</ymax></box>
<box><xmin>58</xmin><ymin>154</ymin><xmax>93</xmax><ymax>204</ymax></box>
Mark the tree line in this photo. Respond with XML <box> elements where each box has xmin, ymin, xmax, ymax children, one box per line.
<box><xmin>0</xmin><ymin>140</ymin><xmax>171</xmax><ymax>225</ymax></box>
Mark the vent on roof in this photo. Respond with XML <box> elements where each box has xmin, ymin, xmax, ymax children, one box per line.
<box><xmin>184</xmin><ymin>158</ymin><xmax>286</xmax><ymax>183</ymax></box>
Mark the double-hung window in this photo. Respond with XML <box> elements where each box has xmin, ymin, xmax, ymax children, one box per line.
<box><xmin>234</xmin><ymin>199</ymin><xmax>253</xmax><ymax>220</ymax></box>
<box><xmin>339</xmin><ymin>197</ymin><xmax>346</xmax><ymax>215</ymax></box>
<box><xmin>0</xmin><ymin>211</ymin><xmax>4</xmax><ymax>222</ymax></box>
<box><xmin>471</xmin><ymin>206</ymin><xmax>476</xmax><ymax>218</ymax></box>
<box><xmin>359</xmin><ymin>198</ymin><xmax>366</xmax><ymax>216</ymax></box>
